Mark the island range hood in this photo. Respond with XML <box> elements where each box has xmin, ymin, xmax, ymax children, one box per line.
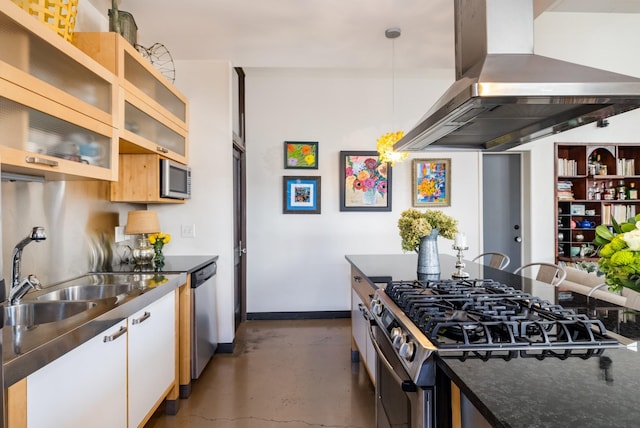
<box><xmin>394</xmin><ymin>0</ymin><xmax>640</xmax><ymax>152</ymax></box>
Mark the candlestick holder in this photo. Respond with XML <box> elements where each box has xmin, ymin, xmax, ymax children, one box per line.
<box><xmin>451</xmin><ymin>244</ymin><xmax>470</xmax><ymax>279</ymax></box>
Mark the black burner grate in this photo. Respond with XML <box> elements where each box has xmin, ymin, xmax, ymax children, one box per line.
<box><xmin>384</xmin><ymin>279</ymin><xmax>620</xmax><ymax>360</ymax></box>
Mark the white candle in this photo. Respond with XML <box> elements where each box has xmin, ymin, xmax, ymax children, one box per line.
<box><xmin>455</xmin><ymin>232</ymin><xmax>467</xmax><ymax>248</ymax></box>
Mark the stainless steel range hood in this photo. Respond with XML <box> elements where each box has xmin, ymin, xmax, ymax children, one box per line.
<box><xmin>394</xmin><ymin>0</ymin><xmax>640</xmax><ymax>152</ymax></box>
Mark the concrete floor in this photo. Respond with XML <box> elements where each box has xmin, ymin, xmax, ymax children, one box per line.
<box><xmin>146</xmin><ymin>318</ymin><xmax>375</xmax><ymax>428</ymax></box>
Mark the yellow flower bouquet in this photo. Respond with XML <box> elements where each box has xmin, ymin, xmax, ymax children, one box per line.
<box><xmin>149</xmin><ymin>232</ymin><xmax>170</xmax><ymax>268</ymax></box>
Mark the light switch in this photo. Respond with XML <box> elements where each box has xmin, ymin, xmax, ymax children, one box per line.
<box><xmin>181</xmin><ymin>224</ymin><xmax>196</xmax><ymax>238</ymax></box>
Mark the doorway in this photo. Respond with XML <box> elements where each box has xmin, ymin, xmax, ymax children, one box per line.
<box><xmin>233</xmin><ymin>146</ymin><xmax>246</xmax><ymax>330</ymax></box>
<box><xmin>482</xmin><ymin>153</ymin><xmax>522</xmax><ymax>269</ymax></box>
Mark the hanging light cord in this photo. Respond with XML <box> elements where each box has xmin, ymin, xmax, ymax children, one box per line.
<box><xmin>377</xmin><ymin>28</ymin><xmax>406</xmax><ymax>166</ymax></box>
<box><xmin>391</xmin><ymin>35</ymin><xmax>396</xmax><ymax>130</ymax></box>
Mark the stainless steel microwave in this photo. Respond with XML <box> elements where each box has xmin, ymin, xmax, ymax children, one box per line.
<box><xmin>160</xmin><ymin>159</ymin><xmax>191</xmax><ymax>199</ymax></box>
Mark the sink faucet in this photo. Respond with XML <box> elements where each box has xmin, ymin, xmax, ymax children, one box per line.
<box><xmin>9</xmin><ymin>227</ymin><xmax>47</xmax><ymax>304</ymax></box>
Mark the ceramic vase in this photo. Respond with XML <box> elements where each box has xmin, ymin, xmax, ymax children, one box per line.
<box><xmin>417</xmin><ymin>228</ymin><xmax>440</xmax><ymax>279</ymax></box>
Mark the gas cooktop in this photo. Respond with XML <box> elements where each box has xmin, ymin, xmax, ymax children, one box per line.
<box><xmin>376</xmin><ymin>278</ymin><xmax>623</xmax><ymax>361</ymax></box>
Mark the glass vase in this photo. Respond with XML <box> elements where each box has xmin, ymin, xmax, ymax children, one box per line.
<box><xmin>153</xmin><ymin>250</ymin><xmax>165</xmax><ymax>270</ymax></box>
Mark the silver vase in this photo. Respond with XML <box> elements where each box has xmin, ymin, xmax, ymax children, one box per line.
<box><xmin>417</xmin><ymin>228</ymin><xmax>440</xmax><ymax>280</ymax></box>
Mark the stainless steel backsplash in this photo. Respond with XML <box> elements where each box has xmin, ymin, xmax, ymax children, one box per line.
<box><xmin>1</xmin><ymin>180</ymin><xmax>142</xmax><ymax>293</ymax></box>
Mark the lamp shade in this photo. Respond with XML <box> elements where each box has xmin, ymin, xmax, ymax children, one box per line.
<box><xmin>125</xmin><ymin>210</ymin><xmax>161</xmax><ymax>235</ymax></box>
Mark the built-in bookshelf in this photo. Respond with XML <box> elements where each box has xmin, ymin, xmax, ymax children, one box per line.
<box><xmin>555</xmin><ymin>143</ymin><xmax>640</xmax><ymax>263</ymax></box>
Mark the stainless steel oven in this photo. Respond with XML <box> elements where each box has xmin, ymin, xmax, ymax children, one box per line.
<box><xmin>370</xmin><ymin>322</ymin><xmax>433</xmax><ymax>428</ymax></box>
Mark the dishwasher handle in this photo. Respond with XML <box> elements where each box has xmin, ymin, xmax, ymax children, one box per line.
<box><xmin>192</xmin><ymin>262</ymin><xmax>217</xmax><ymax>288</ymax></box>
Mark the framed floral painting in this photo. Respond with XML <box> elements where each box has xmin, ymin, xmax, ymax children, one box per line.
<box><xmin>283</xmin><ymin>176</ymin><xmax>321</xmax><ymax>214</ymax></box>
<box><xmin>284</xmin><ymin>141</ymin><xmax>318</xmax><ymax>169</ymax></box>
<box><xmin>412</xmin><ymin>158</ymin><xmax>451</xmax><ymax>207</ymax></box>
<box><xmin>339</xmin><ymin>151</ymin><xmax>392</xmax><ymax>211</ymax></box>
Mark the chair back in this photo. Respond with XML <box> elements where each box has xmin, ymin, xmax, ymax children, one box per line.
<box><xmin>471</xmin><ymin>252</ymin><xmax>510</xmax><ymax>270</ymax></box>
<box><xmin>513</xmin><ymin>262</ymin><xmax>567</xmax><ymax>287</ymax></box>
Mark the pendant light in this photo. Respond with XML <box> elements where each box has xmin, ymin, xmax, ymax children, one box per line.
<box><xmin>377</xmin><ymin>27</ymin><xmax>408</xmax><ymax>166</ymax></box>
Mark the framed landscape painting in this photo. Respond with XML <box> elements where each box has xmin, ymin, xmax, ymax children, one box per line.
<box><xmin>283</xmin><ymin>176</ymin><xmax>321</xmax><ymax>214</ymax></box>
<box><xmin>339</xmin><ymin>151</ymin><xmax>392</xmax><ymax>212</ymax></box>
<box><xmin>284</xmin><ymin>141</ymin><xmax>318</xmax><ymax>169</ymax></box>
<box><xmin>412</xmin><ymin>158</ymin><xmax>451</xmax><ymax>207</ymax></box>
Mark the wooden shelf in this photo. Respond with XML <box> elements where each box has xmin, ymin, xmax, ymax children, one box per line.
<box><xmin>555</xmin><ymin>143</ymin><xmax>640</xmax><ymax>263</ymax></box>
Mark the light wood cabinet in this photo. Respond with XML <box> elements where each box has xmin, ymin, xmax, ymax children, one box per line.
<box><xmin>74</xmin><ymin>32</ymin><xmax>188</xmax><ymax>165</ymax></box>
<box><xmin>0</xmin><ymin>2</ymin><xmax>118</xmax><ymax>181</ymax></box>
<box><xmin>110</xmin><ymin>153</ymin><xmax>185</xmax><ymax>204</ymax></box>
<box><xmin>26</xmin><ymin>321</ymin><xmax>128</xmax><ymax>428</ymax></box>
<box><xmin>555</xmin><ymin>143</ymin><xmax>640</xmax><ymax>263</ymax></box>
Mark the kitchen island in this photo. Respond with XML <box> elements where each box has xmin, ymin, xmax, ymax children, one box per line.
<box><xmin>346</xmin><ymin>254</ymin><xmax>640</xmax><ymax>428</ymax></box>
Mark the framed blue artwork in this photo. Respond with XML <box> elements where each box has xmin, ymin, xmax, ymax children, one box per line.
<box><xmin>283</xmin><ymin>176</ymin><xmax>321</xmax><ymax>214</ymax></box>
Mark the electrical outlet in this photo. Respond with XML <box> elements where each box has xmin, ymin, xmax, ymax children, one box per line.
<box><xmin>181</xmin><ymin>223</ymin><xmax>196</xmax><ymax>238</ymax></box>
<box><xmin>115</xmin><ymin>226</ymin><xmax>134</xmax><ymax>243</ymax></box>
<box><xmin>115</xmin><ymin>226</ymin><xmax>126</xmax><ymax>243</ymax></box>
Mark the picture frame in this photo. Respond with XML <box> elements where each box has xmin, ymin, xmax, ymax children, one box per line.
<box><xmin>283</xmin><ymin>176</ymin><xmax>321</xmax><ymax>214</ymax></box>
<box><xmin>412</xmin><ymin>158</ymin><xmax>451</xmax><ymax>207</ymax></box>
<box><xmin>339</xmin><ymin>151</ymin><xmax>392</xmax><ymax>212</ymax></box>
<box><xmin>284</xmin><ymin>141</ymin><xmax>319</xmax><ymax>169</ymax></box>
<box><xmin>571</xmin><ymin>204</ymin><xmax>586</xmax><ymax>215</ymax></box>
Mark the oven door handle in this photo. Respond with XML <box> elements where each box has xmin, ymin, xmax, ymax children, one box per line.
<box><xmin>367</xmin><ymin>322</ymin><xmax>417</xmax><ymax>392</ymax></box>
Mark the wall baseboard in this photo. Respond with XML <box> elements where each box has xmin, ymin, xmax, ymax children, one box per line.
<box><xmin>246</xmin><ymin>310</ymin><xmax>350</xmax><ymax>320</ymax></box>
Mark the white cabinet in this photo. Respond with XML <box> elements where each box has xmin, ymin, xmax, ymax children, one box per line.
<box><xmin>26</xmin><ymin>321</ymin><xmax>128</xmax><ymax>428</ymax></box>
<box><xmin>21</xmin><ymin>291</ymin><xmax>177</xmax><ymax>428</ymax></box>
<box><xmin>351</xmin><ymin>288</ymin><xmax>376</xmax><ymax>384</ymax></box>
<box><xmin>128</xmin><ymin>291</ymin><xmax>176</xmax><ymax>428</ymax></box>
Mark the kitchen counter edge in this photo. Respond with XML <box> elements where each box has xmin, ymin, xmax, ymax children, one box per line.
<box><xmin>3</xmin><ymin>272</ymin><xmax>187</xmax><ymax>388</ymax></box>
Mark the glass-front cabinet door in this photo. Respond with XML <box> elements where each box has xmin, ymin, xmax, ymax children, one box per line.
<box><xmin>0</xmin><ymin>2</ymin><xmax>117</xmax><ymax>181</ymax></box>
<box><xmin>74</xmin><ymin>32</ymin><xmax>189</xmax><ymax>165</ymax></box>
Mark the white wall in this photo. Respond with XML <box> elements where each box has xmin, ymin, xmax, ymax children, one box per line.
<box><xmin>244</xmin><ymin>68</ymin><xmax>483</xmax><ymax>313</ymax></box>
<box><xmin>155</xmin><ymin>60</ymin><xmax>236</xmax><ymax>344</ymax></box>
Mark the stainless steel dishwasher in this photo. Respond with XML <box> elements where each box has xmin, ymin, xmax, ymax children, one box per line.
<box><xmin>191</xmin><ymin>261</ymin><xmax>218</xmax><ymax>379</ymax></box>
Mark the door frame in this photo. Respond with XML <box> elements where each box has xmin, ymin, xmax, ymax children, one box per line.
<box><xmin>232</xmin><ymin>67</ymin><xmax>247</xmax><ymax>329</ymax></box>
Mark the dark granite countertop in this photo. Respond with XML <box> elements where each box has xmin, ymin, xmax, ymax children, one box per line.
<box><xmin>99</xmin><ymin>255</ymin><xmax>218</xmax><ymax>275</ymax></box>
<box><xmin>345</xmin><ymin>254</ymin><xmax>640</xmax><ymax>428</ymax></box>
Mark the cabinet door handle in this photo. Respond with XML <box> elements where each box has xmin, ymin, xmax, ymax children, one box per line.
<box><xmin>353</xmin><ymin>275</ymin><xmax>362</xmax><ymax>283</ymax></box>
<box><xmin>104</xmin><ymin>325</ymin><xmax>127</xmax><ymax>342</ymax></box>
<box><xmin>25</xmin><ymin>156</ymin><xmax>59</xmax><ymax>167</ymax></box>
<box><xmin>132</xmin><ymin>311</ymin><xmax>151</xmax><ymax>325</ymax></box>
<box><xmin>156</xmin><ymin>146</ymin><xmax>169</xmax><ymax>154</ymax></box>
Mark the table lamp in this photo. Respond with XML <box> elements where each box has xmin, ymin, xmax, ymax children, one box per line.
<box><xmin>125</xmin><ymin>210</ymin><xmax>161</xmax><ymax>265</ymax></box>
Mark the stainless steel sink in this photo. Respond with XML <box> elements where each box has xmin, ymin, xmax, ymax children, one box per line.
<box><xmin>4</xmin><ymin>301</ymin><xmax>97</xmax><ymax>327</ymax></box>
<box><xmin>35</xmin><ymin>284</ymin><xmax>139</xmax><ymax>301</ymax></box>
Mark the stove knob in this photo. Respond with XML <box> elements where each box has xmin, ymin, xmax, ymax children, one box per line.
<box><xmin>393</xmin><ymin>333</ymin><xmax>406</xmax><ymax>349</ymax></box>
<box><xmin>389</xmin><ymin>327</ymin><xmax>402</xmax><ymax>348</ymax></box>
<box><xmin>370</xmin><ymin>299</ymin><xmax>383</xmax><ymax>316</ymax></box>
<box><xmin>399</xmin><ymin>341</ymin><xmax>415</xmax><ymax>361</ymax></box>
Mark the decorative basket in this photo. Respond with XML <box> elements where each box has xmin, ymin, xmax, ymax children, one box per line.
<box><xmin>11</xmin><ymin>0</ymin><xmax>79</xmax><ymax>42</ymax></box>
